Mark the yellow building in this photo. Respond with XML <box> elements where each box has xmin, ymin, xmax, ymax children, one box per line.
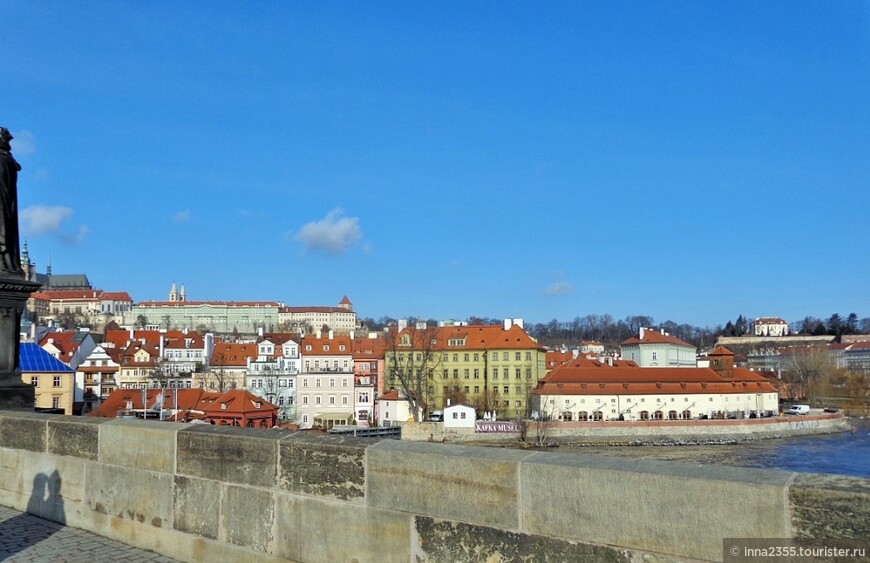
<box><xmin>20</xmin><ymin>342</ymin><xmax>75</xmax><ymax>414</ymax></box>
<box><xmin>385</xmin><ymin>320</ymin><xmax>546</xmax><ymax>419</ymax></box>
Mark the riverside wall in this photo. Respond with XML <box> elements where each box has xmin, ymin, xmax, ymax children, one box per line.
<box><xmin>0</xmin><ymin>410</ymin><xmax>867</xmax><ymax>563</ymax></box>
<box><xmin>399</xmin><ymin>412</ymin><xmax>851</xmax><ymax>444</ymax></box>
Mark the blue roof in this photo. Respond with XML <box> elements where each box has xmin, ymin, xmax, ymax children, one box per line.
<box><xmin>19</xmin><ymin>343</ymin><xmax>74</xmax><ymax>373</ymax></box>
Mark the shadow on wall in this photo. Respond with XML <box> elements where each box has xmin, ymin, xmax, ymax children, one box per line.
<box><xmin>0</xmin><ymin>471</ymin><xmax>67</xmax><ymax>558</ymax></box>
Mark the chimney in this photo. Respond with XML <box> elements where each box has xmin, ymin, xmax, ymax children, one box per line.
<box><xmin>660</xmin><ymin>328</ymin><xmax>665</xmax><ymax>335</ymax></box>
<box><xmin>328</xmin><ymin>330</ymin><xmax>334</xmax><ymax>340</ymax></box>
<box><xmin>349</xmin><ymin>330</ymin><xmax>355</xmax><ymax>340</ymax></box>
<box><xmin>503</xmin><ymin>319</ymin><xmax>511</xmax><ymax>330</ymax></box>
<box><xmin>639</xmin><ymin>327</ymin><xmax>645</xmax><ymax>340</ymax></box>
<box><xmin>316</xmin><ymin>329</ymin><xmax>322</xmax><ymax>339</ymax></box>
<box><xmin>514</xmin><ymin>318</ymin><xmax>524</xmax><ymax>329</ymax></box>
<box><xmin>258</xmin><ymin>326</ymin><xmax>264</xmax><ymax>337</ymax></box>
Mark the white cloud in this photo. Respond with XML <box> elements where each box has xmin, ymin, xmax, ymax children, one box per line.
<box><xmin>173</xmin><ymin>210</ymin><xmax>191</xmax><ymax>223</ymax></box>
<box><xmin>60</xmin><ymin>225</ymin><xmax>91</xmax><ymax>246</ymax></box>
<box><xmin>20</xmin><ymin>205</ymin><xmax>73</xmax><ymax>235</ymax></box>
<box><xmin>10</xmin><ymin>130</ymin><xmax>36</xmax><ymax>156</ymax></box>
<box><xmin>544</xmin><ymin>281</ymin><xmax>574</xmax><ymax>296</ymax></box>
<box><xmin>293</xmin><ymin>208</ymin><xmax>361</xmax><ymax>255</ymax></box>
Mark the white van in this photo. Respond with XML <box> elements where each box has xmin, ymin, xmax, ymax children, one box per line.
<box><xmin>787</xmin><ymin>404</ymin><xmax>810</xmax><ymax>415</ymax></box>
<box><xmin>428</xmin><ymin>410</ymin><xmax>444</xmax><ymax>422</ymax></box>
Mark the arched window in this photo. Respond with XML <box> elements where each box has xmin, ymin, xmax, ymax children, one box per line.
<box><xmin>639</xmin><ymin>411</ymin><xmax>649</xmax><ymax>420</ymax></box>
<box><xmin>668</xmin><ymin>410</ymin><xmax>678</xmax><ymax>420</ymax></box>
<box><xmin>578</xmin><ymin>411</ymin><xmax>588</xmax><ymax>421</ymax></box>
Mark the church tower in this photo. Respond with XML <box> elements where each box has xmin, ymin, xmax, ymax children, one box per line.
<box><xmin>169</xmin><ymin>282</ymin><xmax>179</xmax><ymax>302</ymax></box>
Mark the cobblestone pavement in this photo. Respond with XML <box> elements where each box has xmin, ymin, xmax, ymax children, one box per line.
<box><xmin>0</xmin><ymin>505</ymin><xmax>180</xmax><ymax>563</ymax></box>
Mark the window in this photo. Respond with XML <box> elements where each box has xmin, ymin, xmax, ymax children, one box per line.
<box><xmin>329</xmin><ymin>396</ymin><xmax>335</xmax><ymax>404</ymax></box>
<box><xmin>452</xmin><ymin>354</ymin><xmax>458</xmax><ymax>362</ymax></box>
<box><xmin>53</xmin><ymin>376</ymin><xmax>61</xmax><ymax>388</ymax></box>
<box><xmin>492</xmin><ymin>368</ymin><xmax>499</xmax><ymax>380</ymax></box>
<box><xmin>30</xmin><ymin>376</ymin><xmax>38</xmax><ymax>386</ymax></box>
<box><xmin>503</xmin><ymin>386</ymin><xmax>509</xmax><ymax>395</ymax></box>
<box><xmin>464</xmin><ymin>369</ymin><xmax>469</xmax><ymax>378</ymax></box>
<box><xmin>525</xmin><ymin>352</ymin><xmax>531</xmax><ymax>361</ymax></box>
<box><xmin>464</xmin><ymin>353</ymin><xmax>469</xmax><ymax>361</ymax></box>
<box><xmin>652</xmin><ymin>352</ymin><xmax>657</xmax><ymax>360</ymax></box>
<box><xmin>515</xmin><ymin>352</ymin><xmax>521</xmax><ymax>361</ymax></box>
<box><xmin>315</xmin><ymin>378</ymin><xmax>321</xmax><ymax>387</ymax></box>
<box><xmin>473</xmin><ymin>353</ymin><xmax>479</xmax><ymax>361</ymax></box>
<box><xmin>464</xmin><ymin>386</ymin><xmax>469</xmax><ymax>393</ymax></box>
<box><xmin>502</xmin><ymin>352</ymin><xmax>508</xmax><ymax>361</ymax></box>
<box><xmin>515</xmin><ymin>368</ymin><xmax>521</xmax><ymax>379</ymax></box>
<box><xmin>442</xmin><ymin>370</ymin><xmax>448</xmax><ymax>379</ymax></box>
<box><xmin>303</xmin><ymin>378</ymin><xmax>308</xmax><ymax>387</ymax></box>
<box><xmin>474</xmin><ymin>386</ymin><xmax>479</xmax><ymax>393</ymax></box>
<box><xmin>52</xmin><ymin>396</ymin><xmax>60</xmax><ymax>409</ymax></box>
<box><xmin>315</xmin><ymin>396</ymin><xmax>321</xmax><ymax>404</ymax></box>
<box><xmin>342</xmin><ymin>379</ymin><xmax>348</xmax><ymax>387</ymax></box>
<box><xmin>329</xmin><ymin>378</ymin><xmax>335</xmax><ymax>387</ymax></box>
<box><xmin>453</xmin><ymin>369</ymin><xmax>458</xmax><ymax>379</ymax></box>
<box><xmin>473</xmin><ymin>369</ymin><xmax>479</xmax><ymax>379</ymax></box>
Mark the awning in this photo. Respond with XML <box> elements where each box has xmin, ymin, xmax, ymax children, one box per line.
<box><xmin>313</xmin><ymin>412</ymin><xmax>354</xmax><ymax>422</ymax></box>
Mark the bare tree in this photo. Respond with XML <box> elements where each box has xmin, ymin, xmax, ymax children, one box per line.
<box><xmin>783</xmin><ymin>346</ymin><xmax>836</xmax><ymax>405</ymax></box>
<box><xmin>384</xmin><ymin>324</ymin><xmax>442</xmax><ymax>422</ymax></box>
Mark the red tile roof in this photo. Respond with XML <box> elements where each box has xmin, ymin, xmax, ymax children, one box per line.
<box><xmin>622</xmin><ymin>329</ymin><xmax>694</xmax><ymax>348</ymax></box>
<box><xmin>211</xmin><ymin>343</ymin><xmax>257</xmax><ymax>366</ymax></box>
<box><xmin>533</xmin><ymin>365</ymin><xmax>775</xmax><ymax>396</ymax></box>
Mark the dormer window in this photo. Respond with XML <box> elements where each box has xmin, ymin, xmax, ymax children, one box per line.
<box><xmin>323</xmin><ymin>345</ymin><xmax>329</xmax><ymax>351</ymax></box>
<box><xmin>221</xmin><ymin>403</ymin><xmax>227</xmax><ymax>410</ymax></box>
<box><xmin>339</xmin><ymin>345</ymin><xmax>345</xmax><ymax>351</ymax></box>
<box><xmin>254</xmin><ymin>402</ymin><xmax>261</xmax><ymax>408</ymax></box>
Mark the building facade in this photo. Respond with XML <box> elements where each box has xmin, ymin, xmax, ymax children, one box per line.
<box><xmin>620</xmin><ymin>327</ymin><xmax>697</xmax><ymax>368</ymax></box>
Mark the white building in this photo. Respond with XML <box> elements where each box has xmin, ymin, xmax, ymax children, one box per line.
<box><xmin>532</xmin><ymin>349</ymin><xmax>779</xmax><ymax>421</ymax></box>
<box><xmin>295</xmin><ymin>332</ymin><xmax>354</xmax><ymax>429</ymax></box>
<box><xmin>751</xmin><ymin>317</ymin><xmax>790</xmax><ymax>337</ymax></box>
<box><xmin>246</xmin><ymin>334</ymin><xmax>300</xmax><ymax>422</ymax></box>
<box><xmin>278</xmin><ymin>295</ymin><xmax>357</xmax><ymax>335</ymax></box>
<box><xmin>377</xmin><ymin>389</ymin><xmax>420</xmax><ymax>426</ymax></box>
<box><xmin>619</xmin><ymin>327</ymin><xmax>697</xmax><ymax>368</ymax></box>
<box><xmin>443</xmin><ymin>404</ymin><xmax>476</xmax><ymax>428</ymax></box>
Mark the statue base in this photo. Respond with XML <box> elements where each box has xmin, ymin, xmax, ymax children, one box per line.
<box><xmin>0</xmin><ymin>275</ymin><xmax>40</xmax><ymax>411</ymax></box>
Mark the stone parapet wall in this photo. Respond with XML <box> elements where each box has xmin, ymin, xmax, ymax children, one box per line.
<box><xmin>0</xmin><ymin>410</ymin><xmax>866</xmax><ymax>562</ymax></box>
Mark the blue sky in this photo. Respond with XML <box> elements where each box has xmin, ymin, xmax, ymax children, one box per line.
<box><xmin>5</xmin><ymin>2</ymin><xmax>869</xmax><ymax>327</ymax></box>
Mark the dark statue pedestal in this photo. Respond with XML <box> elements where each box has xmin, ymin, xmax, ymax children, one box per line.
<box><xmin>0</xmin><ymin>276</ymin><xmax>40</xmax><ymax>411</ymax></box>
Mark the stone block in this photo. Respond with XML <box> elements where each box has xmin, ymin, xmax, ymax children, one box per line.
<box><xmin>174</xmin><ymin>475</ymin><xmax>221</xmax><ymax>539</ymax></box>
<box><xmin>0</xmin><ymin>410</ymin><xmax>51</xmax><ymax>452</ymax></box>
<box><xmin>47</xmin><ymin>417</ymin><xmax>107</xmax><ymax>460</ymax></box>
<box><xmin>278</xmin><ymin>433</ymin><xmax>367</xmax><ymax>501</ymax></box>
<box><xmin>367</xmin><ymin>440</ymin><xmax>532</xmax><ymax>529</ymax></box>
<box><xmin>520</xmin><ymin>451</ymin><xmax>793</xmax><ymax>561</ymax></box>
<box><xmin>100</xmin><ymin>419</ymin><xmax>185</xmax><ymax>473</ymax></box>
<box><xmin>789</xmin><ymin>473</ymin><xmax>870</xmax><ymax>540</ymax></box>
<box><xmin>18</xmin><ymin>450</ymin><xmax>86</xmax><ymax>524</ymax></box>
<box><xmin>176</xmin><ymin>425</ymin><xmax>294</xmax><ymax>488</ymax></box>
<box><xmin>221</xmin><ymin>484</ymin><xmax>274</xmax><ymax>553</ymax></box>
<box><xmin>0</xmin><ymin>447</ymin><xmax>22</xmax><ymax>507</ymax></box>
<box><xmin>84</xmin><ymin>462</ymin><xmax>174</xmax><ymax>529</ymax></box>
<box><xmin>414</xmin><ymin>516</ymin><xmax>633</xmax><ymax>563</ymax></box>
<box><xmin>275</xmin><ymin>492</ymin><xmax>411</xmax><ymax>563</ymax></box>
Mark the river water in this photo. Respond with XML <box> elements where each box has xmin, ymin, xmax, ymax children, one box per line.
<box><xmin>569</xmin><ymin>418</ymin><xmax>870</xmax><ymax>478</ymax></box>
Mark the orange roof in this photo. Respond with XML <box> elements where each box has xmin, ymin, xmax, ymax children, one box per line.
<box><xmin>340</xmin><ymin>295</ymin><xmax>352</xmax><ymax>305</ymax></box>
<box><xmin>708</xmin><ymin>346</ymin><xmax>734</xmax><ymax>356</ymax></box>
<box><xmin>301</xmin><ymin>334</ymin><xmax>353</xmax><ymax>355</ymax></box>
<box><xmin>534</xmin><ymin>365</ymin><xmax>775</xmax><ymax>396</ymax></box>
<box><xmin>211</xmin><ymin>342</ymin><xmax>257</xmax><ymax>366</ymax></box>
<box><xmin>280</xmin><ymin>306</ymin><xmax>348</xmax><ymax>313</ymax></box>
<box><xmin>201</xmin><ymin>389</ymin><xmax>277</xmax><ymax>414</ymax></box>
<box><xmin>352</xmin><ymin>337</ymin><xmax>386</xmax><ymax>359</ymax></box>
<box><xmin>89</xmin><ymin>388</ymin><xmax>219</xmax><ymax>417</ymax></box>
<box><xmin>622</xmin><ymin>329</ymin><xmax>694</xmax><ymax>348</ymax></box>
<box><xmin>137</xmin><ymin>301</ymin><xmax>281</xmax><ymax>307</ymax></box>
<box><xmin>100</xmin><ymin>291</ymin><xmax>133</xmax><ymax>301</ymax></box>
<box><xmin>391</xmin><ymin>323</ymin><xmax>543</xmax><ymax>352</ymax></box>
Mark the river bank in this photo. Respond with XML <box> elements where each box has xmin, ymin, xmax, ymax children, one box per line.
<box><xmin>401</xmin><ymin>411</ymin><xmax>851</xmax><ymax>445</ymax></box>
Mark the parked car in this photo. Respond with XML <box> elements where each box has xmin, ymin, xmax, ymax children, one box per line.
<box><xmin>428</xmin><ymin>410</ymin><xmax>443</xmax><ymax>422</ymax></box>
<box><xmin>787</xmin><ymin>404</ymin><xmax>810</xmax><ymax>415</ymax></box>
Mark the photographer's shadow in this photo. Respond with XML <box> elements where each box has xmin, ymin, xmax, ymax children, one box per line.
<box><xmin>0</xmin><ymin>471</ymin><xmax>67</xmax><ymax>558</ymax></box>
